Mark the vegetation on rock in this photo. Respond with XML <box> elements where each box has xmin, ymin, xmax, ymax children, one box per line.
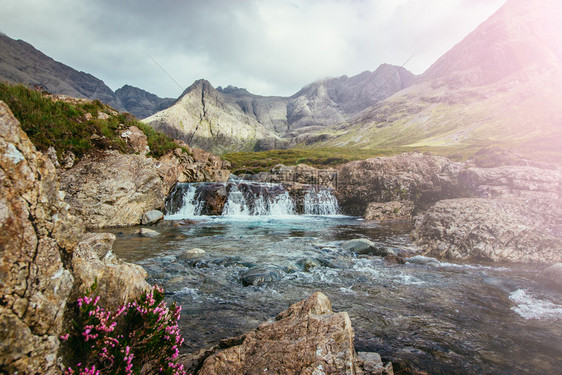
<box><xmin>61</xmin><ymin>284</ymin><xmax>185</xmax><ymax>375</ymax></box>
<box><xmin>0</xmin><ymin>83</ymin><xmax>184</xmax><ymax>159</ymax></box>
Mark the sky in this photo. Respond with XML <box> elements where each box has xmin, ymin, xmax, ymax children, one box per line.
<box><xmin>1</xmin><ymin>0</ymin><xmax>505</xmax><ymax>98</ymax></box>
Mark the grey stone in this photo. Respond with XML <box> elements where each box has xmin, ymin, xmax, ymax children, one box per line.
<box><xmin>141</xmin><ymin>209</ymin><xmax>164</xmax><ymax>225</ymax></box>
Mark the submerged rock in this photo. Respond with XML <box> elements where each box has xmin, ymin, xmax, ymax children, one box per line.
<box><xmin>240</xmin><ymin>266</ymin><xmax>283</xmax><ymax>286</ymax></box>
<box><xmin>138</xmin><ymin>228</ymin><xmax>160</xmax><ymax>237</ymax></box>
<box><xmin>191</xmin><ymin>292</ymin><xmax>392</xmax><ymax>375</ymax></box>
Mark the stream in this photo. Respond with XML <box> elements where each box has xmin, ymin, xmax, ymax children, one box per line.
<box><xmin>109</xmin><ymin>182</ymin><xmax>562</xmax><ymax>374</ymax></box>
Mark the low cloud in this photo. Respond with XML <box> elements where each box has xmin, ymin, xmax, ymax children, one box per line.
<box><xmin>1</xmin><ymin>0</ymin><xmax>504</xmax><ymax>98</ymax></box>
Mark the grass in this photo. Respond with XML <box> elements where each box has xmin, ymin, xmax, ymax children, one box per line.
<box><xmin>0</xmin><ymin>83</ymin><xmax>185</xmax><ymax>159</ymax></box>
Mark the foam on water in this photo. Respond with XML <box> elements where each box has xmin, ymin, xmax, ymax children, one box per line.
<box><xmin>509</xmin><ymin>289</ymin><xmax>562</xmax><ymax>320</ymax></box>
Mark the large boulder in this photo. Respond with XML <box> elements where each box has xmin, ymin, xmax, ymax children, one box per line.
<box><xmin>70</xmin><ymin>233</ymin><xmax>150</xmax><ymax>310</ymax></box>
<box><xmin>412</xmin><ymin>197</ymin><xmax>562</xmax><ymax>263</ymax></box>
<box><xmin>193</xmin><ymin>292</ymin><xmax>392</xmax><ymax>375</ymax></box>
<box><xmin>0</xmin><ymin>101</ymin><xmax>81</xmax><ymax>373</ymax></box>
<box><xmin>336</xmin><ymin>153</ymin><xmax>463</xmax><ymax>216</ymax></box>
<box><xmin>59</xmin><ymin>150</ymin><xmax>166</xmax><ymax>228</ymax></box>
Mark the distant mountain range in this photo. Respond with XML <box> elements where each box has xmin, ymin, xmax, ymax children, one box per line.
<box><xmin>0</xmin><ymin>32</ymin><xmax>174</xmax><ymax>118</ymax></box>
<box><xmin>2</xmin><ymin>0</ymin><xmax>561</xmax><ymax>160</ymax></box>
<box><xmin>144</xmin><ymin>64</ymin><xmax>415</xmax><ymax>153</ymax></box>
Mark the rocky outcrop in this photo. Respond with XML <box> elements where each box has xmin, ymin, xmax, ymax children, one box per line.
<box><xmin>70</xmin><ymin>233</ymin><xmax>150</xmax><ymax>310</ymax></box>
<box><xmin>412</xmin><ymin>163</ymin><xmax>562</xmax><ymax>263</ymax></box>
<box><xmin>120</xmin><ymin>125</ymin><xmax>149</xmax><ymax>155</ymax></box>
<box><xmin>189</xmin><ymin>292</ymin><xmax>392</xmax><ymax>375</ymax></box>
<box><xmin>412</xmin><ymin>197</ymin><xmax>562</xmax><ymax>263</ymax></box>
<box><xmin>364</xmin><ymin>201</ymin><xmax>414</xmax><ymax>221</ymax></box>
<box><xmin>59</xmin><ymin>150</ymin><xmax>166</xmax><ymax>228</ymax></box>
<box><xmin>336</xmin><ymin>153</ymin><xmax>463</xmax><ymax>216</ymax></box>
<box><xmin>0</xmin><ymin>100</ymin><xmax>82</xmax><ymax>373</ymax></box>
<box><xmin>0</xmin><ymin>100</ymin><xmax>150</xmax><ymax>372</ymax></box>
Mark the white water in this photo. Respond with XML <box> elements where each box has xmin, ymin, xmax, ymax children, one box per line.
<box><xmin>509</xmin><ymin>289</ymin><xmax>562</xmax><ymax>320</ymax></box>
<box><xmin>165</xmin><ymin>181</ymin><xmax>338</xmax><ymax>219</ymax></box>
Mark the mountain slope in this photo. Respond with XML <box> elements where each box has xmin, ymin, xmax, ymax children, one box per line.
<box><xmin>115</xmin><ymin>84</ymin><xmax>175</xmax><ymax>119</ymax></box>
<box><xmin>0</xmin><ymin>32</ymin><xmax>124</xmax><ymax>111</ymax></box>
<box><xmin>144</xmin><ymin>80</ymin><xmax>280</xmax><ymax>154</ymax></box>
<box><xmin>315</xmin><ymin>0</ymin><xmax>562</xmax><ymax>162</ymax></box>
<box><xmin>144</xmin><ymin>64</ymin><xmax>415</xmax><ymax>153</ymax></box>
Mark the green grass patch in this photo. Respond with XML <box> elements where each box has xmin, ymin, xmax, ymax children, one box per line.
<box><xmin>0</xmin><ymin>83</ymin><xmax>184</xmax><ymax>159</ymax></box>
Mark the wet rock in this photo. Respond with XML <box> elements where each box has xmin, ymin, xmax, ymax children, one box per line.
<box><xmin>138</xmin><ymin>228</ymin><xmax>160</xmax><ymax>237</ymax></box>
<box><xmin>297</xmin><ymin>257</ymin><xmax>322</xmax><ymax>271</ymax></box>
<box><xmin>141</xmin><ymin>209</ymin><xmax>164</xmax><ymax>225</ymax></box>
<box><xmin>240</xmin><ymin>266</ymin><xmax>282</xmax><ymax>286</ymax></box>
<box><xmin>195</xmin><ymin>292</ymin><xmax>381</xmax><ymax>375</ymax></box>
<box><xmin>412</xmin><ymin>197</ymin><xmax>562</xmax><ymax>263</ymax></box>
<box><xmin>357</xmin><ymin>352</ymin><xmax>394</xmax><ymax>375</ymax></box>
<box><xmin>343</xmin><ymin>238</ymin><xmax>376</xmax><ymax>253</ymax></box>
<box><xmin>178</xmin><ymin>248</ymin><xmax>206</xmax><ymax>261</ymax></box>
<box><xmin>540</xmin><ymin>263</ymin><xmax>562</xmax><ymax>289</ymax></box>
<box><xmin>364</xmin><ymin>200</ymin><xmax>414</xmax><ymax>221</ymax></box>
<box><xmin>406</xmin><ymin>256</ymin><xmax>441</xmax><ymax>267</ymax></box>
<box><xmin>371</xmin><ymin>247</ymin><xmax>397</xmax><ymax>257</ymax></box>
<box><xmin>384</xmin><ymin>254</ymin><xmax>405</xmax><ymax>265</ymax></box>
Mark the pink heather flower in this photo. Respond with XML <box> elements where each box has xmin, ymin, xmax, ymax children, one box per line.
<box><xmin>60</xmin><ymin>333</ymin><xmax>70</xmax><ymax>341</ymax></box>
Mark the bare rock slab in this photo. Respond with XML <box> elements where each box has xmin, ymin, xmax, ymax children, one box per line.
<box><xmin>195</xmin><ymin>292</ymin><xmax>388</xmax><ymax>375</ymax></box>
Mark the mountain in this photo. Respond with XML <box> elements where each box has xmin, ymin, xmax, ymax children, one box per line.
<box><xmin>144</xmin><ymin>64</ymin><xmax>415</xmax><ymax>153</ymax></box>
<box><xmin>312</xmin><ymin>0</ymin><xmax>562</xmax><ymax>162</ymax></box>
<box><xmin>115</xmin><ymin>84</ymin><xmax>175</xmax><ymax>119</ymax></box>
<box><xmin>144</xmin><ymin>80</ymin><xmax>281</xmax><ymax>154</ymax></box>
<box><xmin>0</xmin><ymin>32</ymin><xmax>173</xmax><ymax>118</ymax></box>
<box><xmin>0</xmin><ymin>32</ymin><xmax>124</xmax><ymax>111</ymax></box>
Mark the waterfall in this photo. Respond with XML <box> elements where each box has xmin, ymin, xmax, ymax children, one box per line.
<box><xmin>165</xmin><ymin>181</ymin><xmax>338</xmax><ymax>218</ymax></box>
<box><xmin>303</xmin><ymin>188</ymin><xmax>339</xmax><ymax>215</ymax></box>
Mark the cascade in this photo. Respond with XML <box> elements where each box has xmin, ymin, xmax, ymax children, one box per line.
<box><xmin>165</xmin><ymin>181</ymin><xmax>338</xmax><ymax>218</ymax></box>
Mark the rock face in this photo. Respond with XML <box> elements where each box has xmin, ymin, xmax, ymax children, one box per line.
<box><xmin>0</xmin><ymin>100</ymin><xmax>81</xmax><ymax>373</ymax></box>
<box><xmin>115</xmin><ymin>84</ymin><xmax>175</xmax><ymax>119</ymax></box>
<box><xmin>194</xmin><ymin>292</ymin><xmax>391</xmax><ymax>375</ymax></box>
<box><xmin>336</xmin><ymin>153</ymin><xmax>462</xmax><ymax>216</ymax></box>
<box><xmin>412</xmin><ymin>163</ymin><xmax>562</xmax><ymax>263</ymax></box>
<box><xmin>59</xmin><ymin>150</ymin><xmax>166</xmax><ymax>228</ymax></box>
<box><xmin>0</xmin><ymin>100</ymin><xmax>150</xmax><ymax>372</ymax></box>
<box><xmin>70</xmin><ymin>233</ymin><xmax>150</xmax><ymax>310</ymax></box>
<box><xmin>412</xmin><ymin>197</ymin><xmax>562</xmax><ymax>263</ymax></box>
<box><xmin>364</xmin><ymin>201</ymin><xmax>414</xmax><ymax>221</ymax></box>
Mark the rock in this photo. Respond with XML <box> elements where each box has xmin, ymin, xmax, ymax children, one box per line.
<box><xmin>364</xmin><ymin>201</ymin><xmax>414</xmax><ymax>221</ymax></box>
<box><xmin>372</xmin><ymin>247</ymin><xmax>397</xmax><ymax>257</ymax></box>
<box><xmin>297</xmin><ymin>257</ymin><xmax>322</xmax><ymax>271</ymax></box>
<box><xmin>71</xmin><ymin>233</ymin><xmax>150</xmax><ymax>310</ymax></box>
<box><xmin>356</xmin><ymin>352</ymin><xmax>394</xmax><ymax>375</ymax></box>
<box><xmin>406</xmin><ymin>256</ymin><xmax>441</xmax><ymax>267</ymax></box>
<box><xmin>178</xmin><ymin>248</ymin><xmax>206</xmax><ymax>260</ymax></box>
<box><xmin>120</xmin><ymin>125</ymin><xmax>150</xmax><ymax>155</ymax></box>
<box><xmin>412</xmin><ymin>197</ymin><xmax>562</xmax><ymax>263</ymax></box>
<box><xmin>60</xmin><ymin>150</ymin><xmax>75</xmax><ymax>169</ymax></box>
<box><xmin>342</xmin><ymin>238</ymin><xmax>377</xmax><ymax>253</ymax></box>
<box><xmin>0</xmin><ymin>100</ymin><xmax>78</xmax><ymax>373</ymax></box>
<box><xmin>141</xmin><ymin>209</ymin><xmax>164</xmax><ymax>225</ymax></box>
<box><xmin>240</xmin><ymin>266</ymin><xmax>282</xmax><ymax>286</ymax></box>
<box><xmin>138</xmin><ymin>228</ymin><xmax>160</xmax><ymax>237</ymax></box>
<box><xmin>59</xmin><ymin>150</ymin><xmax>166</xmax><ymax>228</ymax></box>
<box><xmin>336</xmin><ymin>153</ymin><xmax>463</xmax><ymax>216</ymax></box>
<box><xmin>540</xmin><ymin>263</ymin><xmax>562</xmax><ymax>289</ymax></box>
<box><xmin>384</xmin><ymin>254</ymin><xmax>405</xmax><ymax>264</ymax></box>
<box><xmin>195</xmin><ymin>292</ymin><xmax>383</xmax><ymax>375</ymax></box>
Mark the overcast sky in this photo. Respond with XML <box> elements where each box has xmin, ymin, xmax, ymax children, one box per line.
<box><xmin>1</xmin><ymin>0</ymin><xmax>505</xmax><ymax>98</ymax></box>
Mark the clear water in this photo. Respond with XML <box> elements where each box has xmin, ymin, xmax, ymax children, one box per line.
<box><xmin>109</xmin><ymin>216</ymin><xmax>562</xmax><ymax>374</ymax></box>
